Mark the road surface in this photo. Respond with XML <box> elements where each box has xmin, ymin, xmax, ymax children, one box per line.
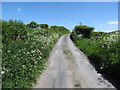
<box><xmin>33</xmin><ymin>34</ymin><xmax>116</xmax><ymax>89</ymax></box>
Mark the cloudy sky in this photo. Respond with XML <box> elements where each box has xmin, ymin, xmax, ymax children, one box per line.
<box><xmin>2</xmin><ymin>2</ymin><xmax>118</xmax><ymax>32</ymax></box>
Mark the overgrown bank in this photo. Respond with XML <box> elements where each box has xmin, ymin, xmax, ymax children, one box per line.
<box><xmin>70</xmin><ymin>25</ymin><xmax>120</xmax><ymax>88</ymax></box>
<box><xmin>1</xmin><ymin>20</ymin><xmax>69</xmax><ymax>88</ymax></box>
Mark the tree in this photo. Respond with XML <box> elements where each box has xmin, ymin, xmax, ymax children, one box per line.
<box><xmin>39</xmin><ymin>24</ymin><xmax>49</xmax><ymax>29</ymax></box>
<box><xmin>74</xmin><ymin>25</ymin><xmax>94</xmax><ymax>38</ymax></box>
<box><xmin>27</xmin><ymin>21</ymin><xmax>39</xmax><ymax>28</ymax></box>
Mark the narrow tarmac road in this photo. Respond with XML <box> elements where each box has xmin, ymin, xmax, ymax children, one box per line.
<box><xmin>33</xmin><ymin>34</ymin><xmax>116</xmax><ymax>89</ymax></box>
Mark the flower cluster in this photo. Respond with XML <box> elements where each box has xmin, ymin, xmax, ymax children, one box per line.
<box><xmin>2</xmin><ymin>28</ymin><xmax>68</xmax><ymax>88</ymax></box>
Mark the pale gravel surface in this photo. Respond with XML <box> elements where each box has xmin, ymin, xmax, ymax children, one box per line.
<box><xmin>33</xmin><ymin>34</ymin><xmax>116</xmax><ymax>89</ymax></box>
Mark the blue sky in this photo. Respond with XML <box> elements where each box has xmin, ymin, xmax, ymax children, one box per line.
<box><xmin>2</xmin><ymin>2</ymin><xmax>118</xmax><ymax>32</ymax></box>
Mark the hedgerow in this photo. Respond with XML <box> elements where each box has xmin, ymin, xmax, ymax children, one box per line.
<box><xmin>70</xmin><ymin>25</ymin><xmax>120</xmax><ymax>87</ymax></box>
<box><xmin>2</xmin><ymin>20</ymin><xmax>69</xmax><ymax>88</ymax></box>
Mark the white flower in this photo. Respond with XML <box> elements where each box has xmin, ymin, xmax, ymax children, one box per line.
<box><xmin>8</xmin><ymin>50</ymin><xmax>11</xmax><ymax>53</ymax></box>
<box><xmin>22</xmin><ymin>65</ymin><xmax>26</xmax><ymax>68</ymax></box>
<box><xmin>39</xmin><ymin>56</ymin><xmax>41</xmax><ymax>59</ymax></box>
<box><xmin>1</xmin><ymin>71</ymin><xmax>5</xmax><ymax>75</ymax></box>
<box><xmin>27</xmin><ymin>52</ymin><xmax>30</xmax><ymax>54</ymax></box>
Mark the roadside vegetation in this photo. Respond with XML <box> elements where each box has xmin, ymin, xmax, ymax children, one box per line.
<box><xmin>1</xmin><ymin>19</ymin><xmax>69</xmax><ymax>88</ymax></box>
<box><xmin>63</xmin><ymin>49</ymin><xmax>74</xmax><ymax>60</ymax></box>
<box><xmin>70</xmin><ymin>25</ymin><xmax>120</xmax><ymax>87</ymax></box>
<box><xmin>0</xmin><ymin>19</ymin><xmax>2</xmax><ymax>89</ymax></box>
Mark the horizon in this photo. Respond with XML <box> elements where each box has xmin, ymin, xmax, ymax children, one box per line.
<box><xmin>2</xmin><ymin>2</ymin><xmax>118</xmax><ymax>32</ymax></box>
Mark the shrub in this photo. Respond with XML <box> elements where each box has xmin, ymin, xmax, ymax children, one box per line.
<box><xmin>73</xmin><ymin>25</ymin><xmax>94</xmax><ymax>38</ymax></box>
<box><xmin>50</xmin><ymin>26</ymin><xmax>70</xmax><ymax>33</ymax></box>
<box><xmin>2</xmin><ymin>19</ymin><xmax>70</xmax><ymax>88</ymax></box>
<box><xmin>39</xmin><ymin>24</ymin><xmax>49</xmax><ymax>29</ymax></box>
<box><xmin>26</xmin><ymin>21</ymin><xmax>39</xmax><ymax>28</ymax></box>
<box><xmin>2</xmin><ymin>20</ymin><xmax>27</xmax><ymax>43</ymax></box>
<box><xmin>70</xmin><ymin>30</ymin><xmax>120</xmax><ymax>84</ymax></box>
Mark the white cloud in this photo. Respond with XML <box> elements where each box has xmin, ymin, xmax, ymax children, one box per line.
<box><xmin>107</xmin><ymin>21</ymin><xmax>118</xmax><ymax>24</ymax></box>
<box><xmin>17</xmin><ymin>8</ymin><xmax>21</xmax><ymax>11</ymax></box>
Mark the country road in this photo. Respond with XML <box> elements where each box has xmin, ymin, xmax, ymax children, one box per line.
<box><xmin>33</xmin><ymin>34</ymin><xmax>116</xmax><ymax>88</ymax></box>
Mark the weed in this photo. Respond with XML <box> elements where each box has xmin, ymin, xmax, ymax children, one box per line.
<box><xmin>74</xmin><ymin>84</ymin><xmax>80</xmax><ymax>87</ymax></box>
<box><xmin>63</xmin><ymin>50</ymin><xmax>74</xmax><ymax>60</ymax></box>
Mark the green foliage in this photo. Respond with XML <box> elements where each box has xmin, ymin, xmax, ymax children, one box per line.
<box><xmin>2</xmin><ymin>19</ymin><xmax>69</xmax><ymax>88</ymax></box>
<box><xmin>50</xmin><ymin>26</ymin><xmax>69</xmax><ymax>31</ymax></box>
<box><xmin>39</xmin><ymin>24</ymin><xmax>49</xmax><ymax>29</ymax></box>
<box><xmin>2</xmin><ymin>20</ymin><xmax>27</xmax><ymax>43</ymax></box>
<box><xmin>70</xmin><ymin>30</ymin><xmax>80</xmax><ymax>41</ymax></box>
<box><xmin>70</xmin><ymin>30</ymin><xmax>120</xmax><ymax>83</ymax></box>
<box><xmin>91</xmin><ymin>31</ymin><xmax>106</xmax><ymax>37</ymax></box>
<box><xmin>27</xmin><ymin>21</ymin><xmax>39</xmax><ymax>28</ymax></box>
<box><xmin>50</xmin><ymin>26</ymin><xmax>70</xmax><ymax>34</ymax></box>
<box><xmin>73</xmin><ymin>25</ymin><xmax>94</xmax><ymax>38</ymax></box>
<box><xmin>74</xmin><ymin>84</ymin><xmax>80</xmax><ymax>87</ymax></box>
<box><xmin>2</xmin><ymin>36</ymin><xmax>55</xmax><ymax>88</ymax></box>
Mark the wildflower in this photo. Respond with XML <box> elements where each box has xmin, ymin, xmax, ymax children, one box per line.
<box><xmin>8</xmin><ymin>50</ymin><xmax>11</xmax><ymax>53</ymax></box>
<box><xmin>27</xmin><ymin>52</ymin><xmax>30</xmax><ymax>54</ymax></box>
<box><xmin>22</xmin><ymin>65</ymin><xmax>26</xmax><ymax>68</ymax></box>
<box><xmin>1</xmin><ymin>71</ymin><xmax>5</xmax><ymax>75</ymax></box>
<box><xmin>39</xmin><ymin>56</ymin><xmax>41</xmax><ymax>59</ymax></box>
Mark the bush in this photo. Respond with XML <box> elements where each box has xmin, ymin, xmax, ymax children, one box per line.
<box><xmin>70</xmin><ymin>30</ymin><xmax>120</xmax><ymax>84</ymax></box>
<box><xmin>2</xmin><ymin>20</ymin><xmax>27</xmax><ymax>43</ymax></box>
<box><xmin>73</xmin><ymin>25</ymin><xmax>94</xmax><ymax>38</ymax></box>
<box><xmin>50</xmin><ymin>26</ymin><xmax>70</xmax><ymax>33</ymax></box>
<box><xmin>39</xmin><ymin>24</ymin><xmax>49</xmax><ymax>29</ymax></box>
<box><xmin>26</xmin><ymin>21</ymin><xmax>39</xmax><ymax>28</ymax></box>
<box><xmin>2</xmin><ymin>19</ymin><xmax>70</xmax><ymax>88</ymax></box>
